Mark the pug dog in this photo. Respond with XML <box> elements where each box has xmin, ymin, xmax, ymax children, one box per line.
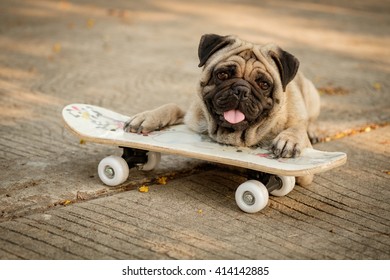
<box><xmin>124</xmin><ymin>34</ymin><xmax>320</xmax><ymax>186</ymax></box>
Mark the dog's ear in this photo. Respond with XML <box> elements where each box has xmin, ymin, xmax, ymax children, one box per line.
<box><xmin>269</xmin><ymin>48</ymin><xmax>299</xmax><ymax>91</ymax></box>
<box><xmin>198</xmin><ymin>34</ymin><xmax>234</xmax><ymax>67</ymax></box>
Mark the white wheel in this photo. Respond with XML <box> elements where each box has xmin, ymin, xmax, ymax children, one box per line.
<box><xmin>270</xmin><ymin>175</ymin><xmax>295</xmax><ymax>197</ymax></box>
<box><xmin>139</xmin><ymin>151</ymin><xmax>161</xmax><ymax>171</ymax></box>
<box><xmin>235</xmin><ymin>180</ymin><xmax>269</xmax><ymax>213</ymax></box>
<box><xmin>98</xmin><ymin>156</ymin><xmax>129</xmax><ymax>186</ymax></box>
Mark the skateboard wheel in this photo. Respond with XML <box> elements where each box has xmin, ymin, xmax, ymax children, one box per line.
<box><xmin>270</xmin><ymin>176</ymin><xmax>295</xmax><ymax>196</ymax></box>
<box><xmin>98</xmin><ymin>156</ymin><xmax>129</xmax><ymax>186</ymax></box>
<box><xmin>235</xmin><ymin>180</ymin><xmax>269</xmax><ymax>213</ymax></box>
<box><xmin>139</xmin><ymin>152</ymin><xmax>161</xmax><ymax>171</ymax></box>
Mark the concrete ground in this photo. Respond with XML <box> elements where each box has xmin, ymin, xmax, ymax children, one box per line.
<box><xmin>0</xmin><ymin>0</ymin><xmax>389</xmax><ymax>259</ymax></box>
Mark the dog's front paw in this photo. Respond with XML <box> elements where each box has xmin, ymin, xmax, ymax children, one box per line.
<box><xmin>124</xmin><ymin>103</ymin><xmax>185</xmax><ymax>134</ymax></box>
<box><xmin>271</xmin><ymin>129</ymin><xmax>310</xmax><ymax>158</ymax></box>
<box><xmin>124</xmin><ymin>112</ymin><xmax>162</xmax><ymax>134</ymax></box>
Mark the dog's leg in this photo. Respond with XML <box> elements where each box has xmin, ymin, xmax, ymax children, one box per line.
<box><xmin>124</xmin><ymin>103</ymin><xmax>185</xmax><ymax>134</ymax></box>
<box><xmin>271</xmin><ymin>125</ymin><xmax>312</xmax><ymax>158</ymax></box>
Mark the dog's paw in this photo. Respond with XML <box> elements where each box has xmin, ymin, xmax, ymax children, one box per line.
<box><xmin>308</xmin><ymin>131</ymin><xmax>319</xmax><ymax>144</ymax></box>
<box><xmin>271</xmin><ymin>129</ymin><xmax>309</xmax><ymax>158</ymax></box>
<box><xmin>123</xmin><ymin>103</ymin><xmax>185</xmax><ymax>134</ymax></box>
<box><xmin>124</xmin><ymin>112</ymin><xmax>162</xmax><ymax>134</ymax></box>
<box><xmin>307</xmin><ymin>122</ymin><xmax>319</xmax><ymax>144</ymax></box>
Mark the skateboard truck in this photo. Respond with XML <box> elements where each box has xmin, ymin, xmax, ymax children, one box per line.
<box><xmin>121</xmin><ymin>147</ymin><xmax>148</xmax><ymax>169</ymax></box>
<box><xmin>247</xmin><ymin>170</ymin><xmax>283</xmax><ymax>193</ymax></box>
<box><xmin>97</xmin><ymin>148</ymin><xmax>161</xmax><ymax>187</ymax></box>
<box><xmin>120</xmin><ymin>147</ymin><xmax>161</xmax><ymax>171</ymax></box>
<box><xmin>235</xmin><ymin>170</ymin><xmax>295</xmax><ymax>213</ymax></box>
<box><xmin>94</xmin><ymin>148</ymin><xmax>147</xmax><ymax>180</ymax></box>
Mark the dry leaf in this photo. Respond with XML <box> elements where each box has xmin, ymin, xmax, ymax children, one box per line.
<box><xmin>372</xmin><ymin>82</ymin><xmax>382</xmax><ymax>91</ymax></box>
<box><xmin>52</xmin><ymin>43</ymin><xmax>62</xmax><ymax>53</ymax></box>
<box><xmin>59</xmin><ymin>200</ymin><xmax>72</xmax><ymax>206</ymax></box>
<box><xmin>157</xmin><ymin>176</ymin><xmax>167</xmax><ymax>185</ymax></box>
<box><xmin>86</xmin><ymin>18</ymin><xmax>95</xmax><ymax>28</ymax></box>
<box><xmin>138</xmin><ymin>185</ymin><xmax>149</xmax><ymax>193</ymax></box>
<box><xmin>321</xmin><ymin>123</ymin><xmax>388</xmax><ymax>142</ymax></box>
<box><xmin>318</xmin><ymin>86</ymin><xmax>349</xmax><ymax>95</ymax></box>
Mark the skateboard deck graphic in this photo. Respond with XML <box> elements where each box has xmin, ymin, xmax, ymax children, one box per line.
<box><xmin>62</xmin><ymin>104</ymin><xmax>347</xmax><ymax>177</ymax></box>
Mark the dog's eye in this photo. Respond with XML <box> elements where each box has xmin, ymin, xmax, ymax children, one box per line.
<box><xmin>217</xmin><ymin>72</ymin><xmax>229</xmax><ymax>81</ymax></box>
<box><xmin>259</xmin><ymin>81</ymin><xmax>270</xmax><ymax>90</ymax></box>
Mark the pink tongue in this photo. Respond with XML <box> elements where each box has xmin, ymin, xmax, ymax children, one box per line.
<box><xmin>223</xmin><ymin>110</ymin><xmax>245</xmax><ymax>124</ymax></box>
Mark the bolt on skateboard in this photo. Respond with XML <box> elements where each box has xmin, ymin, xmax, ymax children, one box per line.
<box><xmin>62</xmin><ymin>104</ymin><xmax>347</xmax><ymax>213</ymax></box>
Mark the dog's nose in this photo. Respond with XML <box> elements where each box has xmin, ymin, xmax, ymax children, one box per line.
<box><xmin>232</xmin><ymin>85</ymin><xmax>250</xmax><ymax>100</ymax></box>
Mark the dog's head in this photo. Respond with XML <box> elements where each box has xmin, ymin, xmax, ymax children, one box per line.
<box><xmin>197</xmin><ymin>34</ymin><xmax>299</xmax><ymax>131</ymax></box>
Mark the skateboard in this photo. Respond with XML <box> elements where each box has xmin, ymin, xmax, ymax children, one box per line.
<box><xmin>62</xmin><ymin>104</ymin><xmax>347</xmax><ymax>213</ymax></box>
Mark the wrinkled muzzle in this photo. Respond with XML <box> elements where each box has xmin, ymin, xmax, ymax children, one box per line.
<box><xmin>204</xmin><ymin>79</ymin><xmax>272</xmax><ymax>130</ymax></box>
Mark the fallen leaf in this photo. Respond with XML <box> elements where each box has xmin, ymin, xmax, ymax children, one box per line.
<box><xmin>86</xmin><ymin>18</ymin><xmax>95</xmax><ymax>28</ymax></box>
<box><xmin>317</xmin><ymin>86</ymin><xmax>349</xmax><ymax>95</ymax></box>
<box><xmin>320</xmin><ymin>123</ymin><xmax>388</xmax><ymax>142</ymax></box>
<box><xmin>157</xmin><ymin>176</ymin><xmax>167</xmax><ymax>185</ymax></box>
<box><xmin>52</xmin><ymin>43</ymin><xmax>62</xmax><ymax>53</ymax></box>
<box><xmin>333</xmin><ymin>132</ymin><xmax>346</xmax><ymax>140</ymax></box>
<box><xmin>138</xmin><ymin>185</ymin><xmax>149</xmax><ymax>193</ymax></box>
<box><xmin>59</xmin><ymin>200</ymin><xmax>72</xmax><ymax>206</ymax></box>
<box><xmin>372</xmin><ymin>82</ymin><xmax>382</xmax><ymax>91</ymax></box>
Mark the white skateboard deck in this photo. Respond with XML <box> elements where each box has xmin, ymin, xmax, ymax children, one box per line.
<box><xmin>62</xmin><ymin>104</ymin><xmax>347</xmax><ymax>177</ymax></box>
